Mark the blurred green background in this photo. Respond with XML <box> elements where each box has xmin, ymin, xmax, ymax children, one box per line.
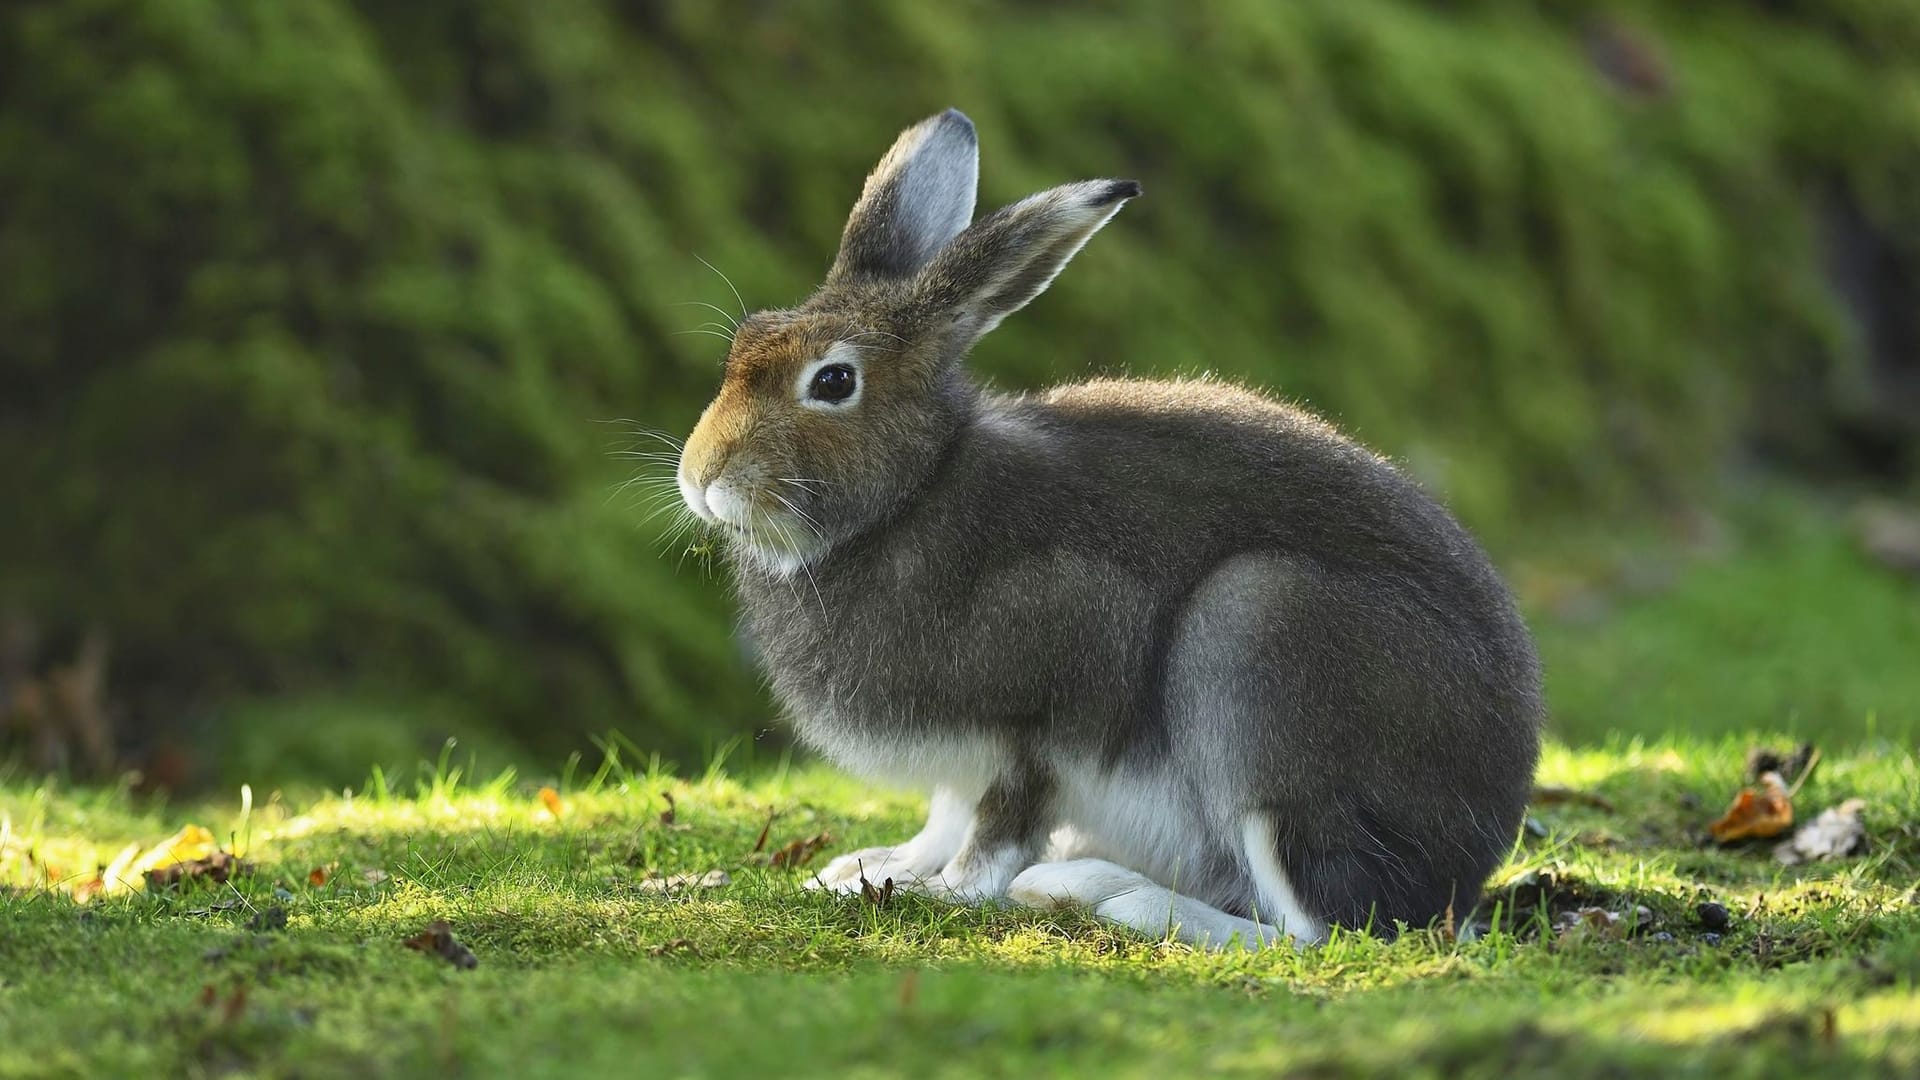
<box><xmin>2</xmin><ymin>0</ymin><xmax>1917</xmax><ymax>790</ymax></box>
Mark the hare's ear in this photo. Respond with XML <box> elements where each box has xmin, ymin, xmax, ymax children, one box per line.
<box><xmin>914</xmin><ymin>179</ymin><xmax>1140</xmax><ymax>343</ymax></box>
<box><xmin>828</xmin><ymin>109</ymin><xmax>979</xmax><ymax>285</ymax></box>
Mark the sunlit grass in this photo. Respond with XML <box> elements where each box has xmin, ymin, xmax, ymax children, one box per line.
<box><xmin>2</xmin><ymin>731</ymin><xmax>1917</xmax><ymax>1078</ymax></box>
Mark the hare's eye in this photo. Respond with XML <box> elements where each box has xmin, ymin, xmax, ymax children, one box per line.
<box><xmin>808</xmin><ymin>363</ymin><xmax>857</xmax><ymax>404</ymax></box>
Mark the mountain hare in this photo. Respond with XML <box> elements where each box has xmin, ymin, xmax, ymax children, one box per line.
<box><xmin>676</xmin><ymin>109</ymin><xmax>1542</xmax><ymax>946</ymax></box>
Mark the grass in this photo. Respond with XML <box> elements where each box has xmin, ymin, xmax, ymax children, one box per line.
<box><xmin>2</xmin><ymin>735</ymin><xmax>1917</xmax><ymax>1078</ymax></box>
<box><xmin>2</xmin><ymin>491</ymin><xmax>1918</xmax><ymax>1077</ymax></box>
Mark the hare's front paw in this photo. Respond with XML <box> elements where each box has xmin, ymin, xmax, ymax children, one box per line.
<box><xmin>1007</xmin><ymin>858</ymin><xmax>1154</xmax><ymax>909</ymax></box>
<box><xmin>806</xmin><ymin>845</ymin><xmax>931</xmax><ymax>893</ymax></box>
<box><xmin>910</xmin><ymin>845</ymin><xmax>1033</xmax><ymax>905</ymax></box>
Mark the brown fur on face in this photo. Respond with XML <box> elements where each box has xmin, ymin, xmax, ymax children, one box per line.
<box><xmin>678</xmin><ymin>300</ymin><xmax>965</xmax><ymax>559</ymax></box>
<box><xmin>679</xmin><ymin>109</ymin><xmax>1138</xmax><ymax>562</ymax></box>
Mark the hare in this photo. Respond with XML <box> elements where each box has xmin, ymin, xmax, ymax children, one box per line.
<box><xmin>675</xmin><ymin>109</ymin><xmax>1542</xmax><ymax>947</ymax></box>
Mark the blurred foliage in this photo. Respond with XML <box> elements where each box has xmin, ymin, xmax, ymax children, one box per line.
<box><xmin>1</xmin><ymin>0</ymin><xmax>1917</xmax><ymax>781</ymax></box>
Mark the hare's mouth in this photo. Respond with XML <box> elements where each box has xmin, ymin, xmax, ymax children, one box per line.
<box><xmin>678</xmin><ymin>473</ymin><xmax>826</xmax><ymax>573</ymax></box>
<box><xmin>721</xmin><ymin>510</ymin><xmax>827</xmax><ymax>577</ymax></box>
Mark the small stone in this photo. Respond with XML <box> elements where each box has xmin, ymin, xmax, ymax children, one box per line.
<box><xmin>1649</xmin><ymin>931</ymin><xmax>1675</xmax><ymax>944</ymax></box>
<box><xmin>1695</xmin><ymin>901</ymin><xmax>1731</xmax><ymax>931</ymax></box>
<box><xmin>1700</xmin><ymin>932</ymin><xmax>1723</xmax><ymax>947</ymax></box>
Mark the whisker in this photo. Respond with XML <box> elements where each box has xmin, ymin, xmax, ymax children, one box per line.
<box><xmin>671</xmin><ymin>299</ymin><xmax>740</xmax><ymax>333</ymax></box>
<box><xmin>769</xmin><ymin>491</ymin><xmax>824</xmax><ymax>540</ymax></box>
<box><xmin>694</xmin><ymin>253</ymin><xmax>750</xmax><ymax>322</ymax></box>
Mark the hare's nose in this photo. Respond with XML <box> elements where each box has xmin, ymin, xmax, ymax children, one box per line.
<box><xmin>703</xmin><ymin>480</ymin><xmax>754</xmax><ymax>528</ymax></box>
<box><xmin>676</xmin><ymin>469</ymin><xmax>715</xmax><ymax>524</ymax></box>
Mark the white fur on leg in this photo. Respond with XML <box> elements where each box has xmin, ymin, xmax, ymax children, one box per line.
<box><xmin>921</xmin><ymin>842</ymin><xmax>1030</xmax><ymax>903</ymax></box>
<box><xmin>807</xmin><ymin>787</ymin><xmax>974</xmax><ymax>892</ymax></box>
<box><xmin>1008</xmin><ymin>858</ymin><xmax>1302</xmax><ymax>950</ymax></box>
<box><xmin>1241</xmin><ymin>813</ymin><xmax>1328</xmax><ymax>944</ymax></box>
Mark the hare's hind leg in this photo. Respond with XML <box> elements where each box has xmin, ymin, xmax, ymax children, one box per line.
<box><xmin>808</xmin><ymin>786</ymin><xmax>972</xmax><ymax>891</ymax></box>
<box><xmin>1008</xmin><ymin>847</ymin><xmax>1320</xmax><ymax>949</ymax></box>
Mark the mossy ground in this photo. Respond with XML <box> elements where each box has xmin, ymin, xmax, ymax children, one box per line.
<box><xmin>2</xmin><ymin>738</ymin><xmax>1916</xmax><ymax>1079</ymax></box>
<box><xmin>3</xmin><ymin>495</ymin><xmax>1917</xmax><ymax>1078</ymax></box>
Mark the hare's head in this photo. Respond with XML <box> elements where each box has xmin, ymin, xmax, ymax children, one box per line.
<box><xmin>678</xmin><ymin>108</ymin><xmax>1139</xmax><ymax>573</ymax></box>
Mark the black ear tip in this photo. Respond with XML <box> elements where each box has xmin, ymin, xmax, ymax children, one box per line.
<box><xmin>1098</xmin><ymin>179</ymin><xmax>1144</xmax><ymax>204</ymax></box>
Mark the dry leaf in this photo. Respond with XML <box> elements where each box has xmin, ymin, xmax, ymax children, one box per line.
<box><xmin>1709</xmin><ymin>771</ymin><xmax>1794</xmax><ymax>843</ymax></box>
<box><xmin>637</xmin><ymin>869</ymin><xmax>730</xmax><ymax>893</ymax></box>
<box><xmin>404</xmin><ymin>919</ymin><xmax>478</xmax><ymax>970</ymax></box>
<box><xmin>859</xmin><ymin>872</ymin><xmax>896</xmax><ymax>908</ymax></box>
<box><xmin>769</xmin><ymin>832</ymin><xmax>833</xmax><ymax>869</ymax></box>
<box><xmin>751</xmin><ymin>812</ymin><xmax>776</xmax><ymax>855</ymax></box>
<box><xmin>538</xmin><ymin>787</ymin><xmax>566</xmax><ymax>820</ymax></box>
<box><xmin>897</xmin><ymin>969</ymin><xmax>920</xmax><ymax>1009</ymax></box>
<box><xmin>1775</xmin><ymin>799</ymin><xmax>1868</xmax><ymax>865</ymax></box>
<box><xmin>197</xmin><ymin>984</ymin><xmax>217</xmax><ymax>1008</ymax></box>
<box><xmin>308</xmin><ymin>864</ymin><xmax>335</xmax><ymax>887</ymax></box>
<box><xmin>146</xmin><ymin>851</ymin><xmax>249</xmax><ymax>890</ymax></box>
<box><xmin>361</xmin><ymin>868</ymin><xmax>390</xmax><ymax>885</ymax></box>
<box><xmin>658</xmin><ymin>791</ymin><xmax>676</xmax><ymax>826</ymax></box>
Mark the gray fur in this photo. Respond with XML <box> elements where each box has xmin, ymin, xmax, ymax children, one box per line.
<box><xmin>828</xmin><ymin>108</ymin><xmax>979</xmax><ymax>284</ymax></box>
<box><xmin>681</xmin><ymin>111</ymin><xmax>1543</xmax><ymax>934</ymax></box>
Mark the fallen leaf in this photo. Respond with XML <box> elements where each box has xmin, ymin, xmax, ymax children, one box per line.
<box><xmin>751</xmin><ymin>812</ymin><xmax>776</xmax><ymax>855</ymax></box>
<box><xmin>768</xmin><ymin>832</ymin><xmax>833</xmax><ymax>869</ymax></box>
<box><xmin>1709</xmin><ymin>771</ymin><xmax>1794</xmax><ymax>843</ymax></box>
<box><xmin>361</xmin><ymin>868</ymin><xmax>390</xmax><ymax>885</ymax></box>
<box><xmin>66</xmin><ymin>825</ymin><xmax>230</xmax><ymax>900</ymax></box>
<box><xmin>1775</xmin><ymin>799</ymin><xmax>1869</xmax><ymax>865</ymax></box>
<box><xmin>859</xmin><ymin>872</ymin><xmax>896</xmax><ymax>908</ymax></box>
<box><xmin>146</xmin><ymin>851</ymin><xmax>250</xmax><ymax>890</ymax></box>
<box><xmin>95</xmin><ymin>841</ymin><xmax>142</xmax><ymax>896</ymax></box>
<box><xmin>538</xmin><ymin>787</ymin><xmax>566</xmax><ymax>820</ymax></box>
<box><xmin>897</xmin><ymin>969</ymin><xmax>920</xmax><ymax>1009</ymax></box>
<box><xmin>130</xmin><ymin>824</ymin><xmax>220</xmax><ymax>875</ymax></box>
<box><xmin>404</xmin><ymin>919</ymin><xmax>478</xmax><ymax>970</ymax></box>
<box><xmin>198</xmin><ymin>984</ymin><xmax>218</xmax><ymax>1008</ymax></box>
<box><xmin>308</xmin><ymin>864</ymin><xmax>335</xmax><ymax>887</ymax></box>
<box><xmin>1531</xmin><ymin>786</ymin><xmax>1617</xmax><ymax>813</ymax></box>
<box><xmin>637</xmin><ymin>870</ymin><xmax>730</xmax><ymax>893</ymax></box>
<box><xmin>658</xmin><ymin>791</ymin><xmax>676</xmax><ymax>826</ymax></box>
<box><xmin>646</xmin><ymin>937</ymin><xmax>697</xmax><ymax>956</ymax></box>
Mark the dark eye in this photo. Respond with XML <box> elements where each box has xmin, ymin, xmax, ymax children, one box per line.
<box><xmin>808</xmin><ymin>363</ymin><xmax>857</xmax><ymax>403</ymax></box>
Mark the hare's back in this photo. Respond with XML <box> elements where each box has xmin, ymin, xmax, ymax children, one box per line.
<box><xmin>1025</xmin><ymin>378</ymin><xmax>1439</xmax><ymax>562</ymax></box>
